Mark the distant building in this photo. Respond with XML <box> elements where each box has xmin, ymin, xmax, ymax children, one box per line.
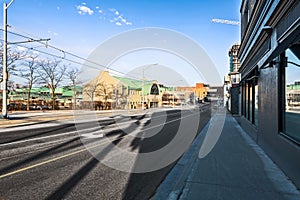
<box><xmin>8</xmin><ymin>86</ymin><xmax>82</xmax><ymax>109</ymax></box>
<box><xmin>4</xmin><ymin>71</ymin><xmax>208</xmax><ymax>111</ymax></box>
<box><xmin>228</xmin><ymin>43</ymin><xmax>241</xmax><ymax>83</ymax></box>
<box><xmin>224</xmin><ymin>43</ymin><xmax>241</xmax><ymax>113</ymax></box>
<box><xmin>83</xmin><ymin>71</ymin><xmax>173</xmax><ymax>109</ymax></box>
<box><xmin>83</xmin><ymin>71</ymin><xmax>207</xmax><ymax>109</ymax></box>
<box><xmin>286</xmin><ymin>81</ymin><xmax>300</xmax><ymax>109</ymax></box>
<box><xmin>206</xmin><ymin>86</ymin><xmax>223</xmax><ymax>102</ymax></box>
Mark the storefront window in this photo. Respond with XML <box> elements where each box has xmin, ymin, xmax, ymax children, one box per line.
<box><xmin>244</xmin><ymin>82</ymin><xmax>248</xmax><ymax>119</ymax></box>
<box><xmin>283</xmin><ymin>47</ymin><xmax>300</xmax><ymax>144</ymax></box>
<box><xmin>242</xmin><ymin>71</ymin><xmax>258</xmax><ymax>126</ymax></box>
<box><xmin>249</xmin><ymin>83</ymin><xmax>253</xmax><ymax>121</ymax></box>
<box><xmin>254</xmin><ymin>82</ymin><xmax>259</xmax><ymax>126</ymax></box>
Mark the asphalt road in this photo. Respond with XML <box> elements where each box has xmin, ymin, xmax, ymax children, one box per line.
<box><xmin>0</xmin><ymin>106</ymin><xmax>210</xmax><ymax>200</ymax></box>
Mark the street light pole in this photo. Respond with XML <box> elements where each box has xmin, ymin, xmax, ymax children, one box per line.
<box><xmin>172</xmin><ymin>80</ymin><xmax>183</xmax><ymax>108</ymax></box>
<box><xmin>2</xmin><ymin>0</ymin><xmax>14</xmax><ymax>119</ymax></box>
<box><xmin>173</xmin><ymin>86</ymin><xmax>175</xmax><ymax>108</ymax></box>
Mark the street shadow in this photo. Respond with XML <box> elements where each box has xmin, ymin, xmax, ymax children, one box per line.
<box><xmin>45</xmin><ymin>116</ymin><xmax>147</xmax><ymax>200</ymax></box>
<box><xmin>0</xmin><ymin>119</ymin><xmax>116</xmax><ymax>145</ymax></box>
<box><xmin>0</xmin><ymin>116</ymin><xmax>139</xmax><ymax>175</ymax></box>
<box><xmin>0</xmin><ymin>123</ymin><xmax>75</xmax><ymax>144</ymax></box>
<box><xmin>0</xmin><ymin>137</ymin><xmax>85</xmax><ymax>175</ymax></box>
<box><xmin>0</xmin><ymin>117</ymin><xmax>126</xmax><ymax>175</ymax></box>
<box><xmin>120</xmin><ymin>109</ymin><xmax>182</xmax><ymax>200</ymax></box>
<box><xmin>2</xmin><ymin>119</ymin><xmax>58</xmax><ymax>128</ymax></box>
<box><xmin>5</xmin><ymin>116</ymin><xmax>29</xmax><ymax>120</ymax></box>
<box><xmin>122</xmin><ymin>108</ymin><xmax>211</xmax><ymax>200</ymax></box>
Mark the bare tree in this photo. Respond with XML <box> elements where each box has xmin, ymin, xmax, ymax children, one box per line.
<box><xmin>66</xmin><ymin>67</ymin><xmax>81</xmax><ymax>109</ymax></box>
<box><xmin>0</xmin><ymin>45</ymin><xmax>27</xmax><ymax>79</ymax></box>
<box><xmin>83</xmin><ymin>80</ymin><xmax>98</xmax><ymax>103</ymax></box>
<box><xmin>37</xmin><ymin>59</ymin><xmax>66</xmax><ymax>110</ymax></box>
<box><xmin>17</xmin><ymin>55</ymin><xmax>39</xmax><ymax>110</ymax></box>
<box><xmin>97</xmin><ymin>83</ymin><xmax>114</xmax><ymax>110</ymax></box>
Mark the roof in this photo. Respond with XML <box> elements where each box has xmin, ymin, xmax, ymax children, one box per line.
<box><xmin>12</xmin><ymin>86</ymin><xmax>83</xmax><ymax>97</ymax></box>
<box><xmin>287</xmin><ymin>84</ymin><xmax>300</xmax><ymax>91</ymax></box>
<box><xmin>113</xmin><ymin>76</ymin><xmax>146</xmax><ymax>89</ymax></box>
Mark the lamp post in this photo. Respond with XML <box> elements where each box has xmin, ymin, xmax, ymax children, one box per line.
<box><xmin>171</xmin><ymin>80</ymin><xmax>183</xmax><ymax>108</ymax></box>
<box><xmin>141</xmin><ymin>63</ymin><xmax>158</xmax><ymax>110</ymax></box>
<box><xmin>172</xmin><ymin>86</ymin><xmax>175</xmax><ymax>108</ymax></box>
<box><xmin>2</xmin><ymin>0</ymin><xmax>15</xmax><ymax>119</ymax></box>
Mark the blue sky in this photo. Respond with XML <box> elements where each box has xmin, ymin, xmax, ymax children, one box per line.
<box><xmin>2</xmin><ymin>0</ymin><xmax>241</xmax><ymax>85</ymax></box>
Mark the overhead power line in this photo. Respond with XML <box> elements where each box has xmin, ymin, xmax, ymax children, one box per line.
<box><xmin>0</xmin><ymin>27</ymin><xmax>143</xmax><ymax>82</ymax></box>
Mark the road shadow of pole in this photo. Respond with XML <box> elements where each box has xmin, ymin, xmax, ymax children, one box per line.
<box><xmin>45</xmin><ymin>115</ymin><xmax>148</xmax><ymax>200</ymax></box>
<box><xmin>0</xmin><ymin>123</ymin><xmax>75</xmax><ymax>144</ymax></box>
<box><xmin>121</xmin><ymin>107</ymin><xmax>211</xmax><ymax>200</ymax></box>
<box><xmin>0</xmin><ymin>137</ymin><xmax>81</xmax><ymax>175</ymax></box>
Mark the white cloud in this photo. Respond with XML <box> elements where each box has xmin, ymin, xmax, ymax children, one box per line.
<box><xmin>48</xmin><ymin>30</ymin><xmax>59</xmax><ymax>36</ymax></box>
<box><xmin>115</xmin><ymin>22</ymin><xmax>122</xmax><ymax>26</ymax></box>
<box><xmin>121</xmin><ymin>18</ymin><xmax>127</xmax><ymax>23</ymax></box>
<box><xmin>96</xmin><ymin>6</ymin><xmax>100</xmax><ymax>9</ymax></box>
<box><xmin>98</xmin><ymin>7</ymin><xmax>133</xmax><ymax>26</ymax></box>
<box><xmin>77</xmin><ymin>5</ymin><xmax>94</xmax><ymax>15</ymax></box>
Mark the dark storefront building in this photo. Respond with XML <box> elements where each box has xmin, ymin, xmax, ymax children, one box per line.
<box><xmin>238</xmin><ymin>0</ymin><xmax>300</xmax><ymax>188</ymax></box>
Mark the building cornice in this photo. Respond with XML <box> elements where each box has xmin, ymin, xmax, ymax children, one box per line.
<box><xmin>239</xmin><ymin>0</ymin><xmax>298</xmax><ymax>74</ymax></box>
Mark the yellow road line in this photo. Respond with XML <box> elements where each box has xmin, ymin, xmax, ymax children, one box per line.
<box><xmin>0</xmin><ymin>136</ymin><xmax>124</xmax><ymax>179</ymax></box>
<box><xmin>0</xmin><ymin>110</ymin><xmax>201</xmax><ymax>179</ymax></box>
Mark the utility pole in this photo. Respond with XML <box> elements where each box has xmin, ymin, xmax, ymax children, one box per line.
<box><xmin>142</xmin><ymin>67</ymin><xmax>145</xmax><ymax>110</ymax></box>
<box><xmin>1</xmin><ymin>0</ymin><xmax>49</xmax><ymax>118</ymax></box>
<box><xmin>2</xmin><ymin>0</ymin><xmax>15</xmax><ymax>119</ymax></box>
<box><xmin>173</xmin><ymin>86</ymin><xmax>175</xmax><ymax>108</ymax></box>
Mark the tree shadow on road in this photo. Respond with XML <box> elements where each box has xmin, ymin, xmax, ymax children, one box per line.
<box><xmin>122</xmin><ymin>108</ymin><xmax>211</xmax><ymax>200</ymax></box>
<box><xmin>0</xmin><ymin>123</ymin><xmax>75</xmax><ymax>144</ymax></box>
<box><xmin>45</xmin><ymin>115</ymin><xmax>148</xmax><ymax>200</ymax></box>
<box><xmin>0</xmin><ymin>137</ymin><xmax>84</xmax><ymax>175</ymax></box>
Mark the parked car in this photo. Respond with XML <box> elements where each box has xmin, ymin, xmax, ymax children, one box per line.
<box><xmin>20</xmin><ymin>104</ymin><xmax>27</xmax><ymax>110</ymax></box>
<box><xmin>42</xmin><ymin>105</ymin><xmax>51</xmax><ymax>110</ymax></box>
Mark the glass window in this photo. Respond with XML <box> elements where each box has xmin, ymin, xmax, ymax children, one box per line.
<box><xmin>241</xmin><ymin>83</ymin><xmax>244</xmax><ymax>116</ymax></box>
<box><xmin>283</xmin><ymin>47</ymin><xmax>300</xmax><ymax>144</ymax></box>
<box><xmin>249</xmin><ymin>83</ymin><xmax>253</xmax><ymax>121</ymax></box>
<box><xmin>245</xmin><ymin>82</ymin><xmax>248</xmax><ymax>119</ymax></box>
<box><xmin>243</xmin><ymin>75</ymin><xmax>258</xmax><ymax>126</ymax></box>
<box><xmin>254</xmin><ymin>82</ymin><xmax>259</xmax><ymax>126</ymax></box>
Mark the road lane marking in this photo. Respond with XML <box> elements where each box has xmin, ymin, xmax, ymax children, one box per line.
<box><xmin>0</xmin><ymin>107</ymin><xmax>203</xmax><ymax>146</ymax></box>
<box><xmin>0</xmin><ymin>120</ymin><xmax>128</xmax><ymax>147</ymax></box>
<box><xmin>0</xmin><ymin>110</ymin><xmax>203</xmax><ymax>179</ymax></box>
<box><xmin>0</xmin><ymin>138</ymin><xmax>120</xmax><ymax>179</ymax></box>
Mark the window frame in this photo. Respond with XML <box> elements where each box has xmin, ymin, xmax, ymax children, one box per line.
<box><xmin>279</xmin><ymin>50</ymin><xmax>300</xmax><ymax>145</ymax></box>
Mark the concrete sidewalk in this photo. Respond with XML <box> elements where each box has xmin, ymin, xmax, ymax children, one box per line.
<box><xmin>154</xmin><ymin>114</ymin><xmax>300</xmax><ymax>200</ymax></box>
